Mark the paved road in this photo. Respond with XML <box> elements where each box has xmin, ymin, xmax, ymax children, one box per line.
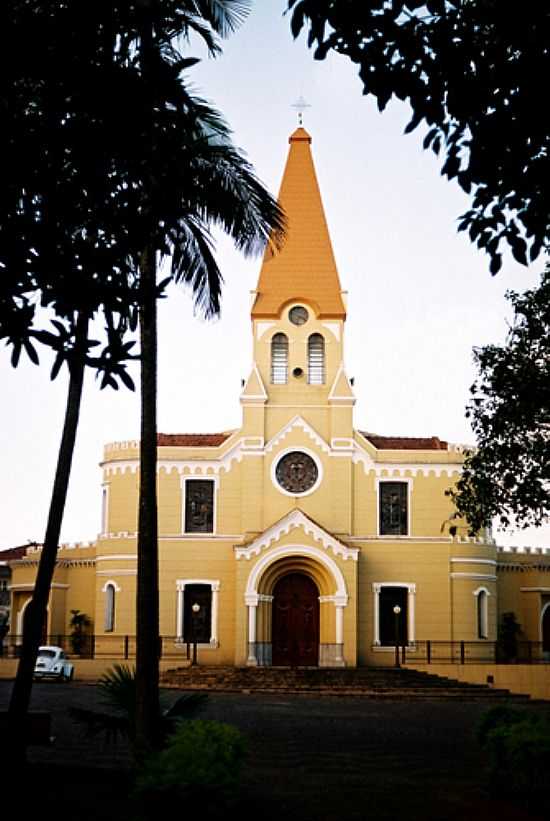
<box><xmin>1</xmin><ymin>681</ymin><xmax>544</xmax><ymax>820</ymax></box>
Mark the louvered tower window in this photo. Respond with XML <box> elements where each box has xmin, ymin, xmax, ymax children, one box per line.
<box><xmin>271</xmin><ymin>333</ymin><xmax>288</xmax><ymax>384</ymax></box>
<box><xmin>308</xmin><ymin>333</ymin><xmax>325</xmax><ymax>384</ymax></box>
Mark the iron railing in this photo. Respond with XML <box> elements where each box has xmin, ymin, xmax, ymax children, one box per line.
<box><xmin>0</xmin><ymin>634</ymin><xmax>190</xmax><ymax>661</ymax></box>
<box><xmin>372</xmin><ymin>640</ymin><xmax>550</xmax><ymax>665</ymax></box>
<box><xmin>1</xmin><ymin>635</ymin><xmax>548</xmax><ymax>664</ymax></box>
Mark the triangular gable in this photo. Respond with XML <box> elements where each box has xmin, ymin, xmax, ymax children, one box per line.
<box><xmin>234</xmin><ymin>509</ymin><xmax>358</xmax><ymax>562</ymax></box>
<box><xmin>328</xmin><ymin>364</ymin><xmax>355</xmax><ymax>403</ymax></box>
<box><xmin>240</xmin><ymin>363</ymin><xmax>268</xmax><ymax>402</ymax></box>
<box><xmin>264</xmin><ymin>415</ymin><xmax>330</xmax><ymax>454</ymax></box>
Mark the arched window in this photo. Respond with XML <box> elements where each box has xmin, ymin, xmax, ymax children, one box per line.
<box><xmin>104</xmin><ymin>583</ymin><xmax>116</xmax><ymax>633</ymax></box>
<box><xmin>476</xmin><ymin>589</ymin><xmax>489</xmax><ymax>639</ymax></box>
<box><xmin>271</xmin><ymin>333</ymin><xmax>288</xmax><ymax>384</ymax></box>
<box><xmin>308</xmin><ymin>334</ymin><xmax>325</xmax><ymax>384</ymax></box>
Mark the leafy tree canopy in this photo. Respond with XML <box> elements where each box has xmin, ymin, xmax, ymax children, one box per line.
<box><xmin>450</xmin><ymin>267</ymin><xmax>550</xmax><ymax>532</ymax></box>
<box><xmin>288</xmin><ymin>1</ymin><xmax>550</xmax><ymax>273</ymax></box>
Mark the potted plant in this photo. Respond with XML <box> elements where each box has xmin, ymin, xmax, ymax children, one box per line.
<box><xmin>69</xmin><ymin>609</ymin><xmax>91</xmax><ymax>656</ymax></box>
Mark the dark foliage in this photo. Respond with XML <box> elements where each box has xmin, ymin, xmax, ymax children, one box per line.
<box><xmin>288</xmin><ymin>1</ymin><xmax>550</xmax><ymax>272</ymax></box>
<box><xmin>70</xmin><ymin>665</ymin><xmax>208</xmax><ymax>746</ymax></box>
<box><xmin>449</xmin><ymin>268</ymin><xmax>550</xmax><ymax>531</ymax></box>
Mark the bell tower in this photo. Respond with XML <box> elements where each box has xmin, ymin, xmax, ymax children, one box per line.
<box><xmin>241</xmin><ymin>127</ymin><xmax>355</xmax><ymax>446</ymax></box>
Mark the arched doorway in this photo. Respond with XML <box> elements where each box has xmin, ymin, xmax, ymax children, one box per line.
<box><xmin>272</xmin><ymin>573</ymin><xmax>319</xmax><ymax>666</ymax></box>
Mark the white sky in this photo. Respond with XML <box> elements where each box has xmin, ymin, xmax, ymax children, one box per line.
<box><xmin>1</xmin><ymin>4</ymin><xmax>548</xmax><ymax>550</ymax></box>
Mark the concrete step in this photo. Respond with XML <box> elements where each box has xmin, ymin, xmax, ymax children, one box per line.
<box><xmin>160</xmin><ymin>665</ymin><xmax>531</xmax><ymax>702</ymax></box>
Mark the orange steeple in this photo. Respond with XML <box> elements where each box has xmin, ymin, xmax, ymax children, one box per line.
<box><xmin>251</xmin><ymin>127</ymin><xmax>346</xmax><ymax>319</ymax></box>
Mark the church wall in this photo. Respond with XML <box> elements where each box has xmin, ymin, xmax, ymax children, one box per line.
<box><xmin>159</xmin><ymin>539</ymin><xmax>236</xmax><ymax>665</ymax></box>
<box><xmin>356</xmin><ymin>541</ymin><xmax>453</xmax><ymax>665</ymax></box>
<box><xmin>158</xmin><ymin>468</ymin><xmax>183</xmax><ymax>535</ymax></box>
<box><xmin>105</xmin><ymin>469</ymin><xmax>138</xmax><ymax>534</ymax></box>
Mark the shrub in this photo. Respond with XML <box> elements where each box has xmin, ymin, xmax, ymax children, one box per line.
<box><xmin>134</xmin><ymin>720</ymin><xmax>247</xmax><ymax>816</ymax></box>
<box><xmin>478</xmin><ymin>706</ymin><xmax>550</xmax><ymax>809</ymax></box>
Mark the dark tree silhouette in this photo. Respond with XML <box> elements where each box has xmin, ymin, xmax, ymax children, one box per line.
<box><xmin>288</xmin><ymin>1</ymin><xmax>550</xmax><ymax>272</ymax></box>
<box><xmin>450</xmin><ymin>267</ymin><xmax>550</xmax><ymax>533</ymax></box>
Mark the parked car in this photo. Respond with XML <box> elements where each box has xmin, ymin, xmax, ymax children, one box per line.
<box><xmin>34</xmin><ymin>646</ymin><xmax>74</xmax><ymax>681</ymax></box>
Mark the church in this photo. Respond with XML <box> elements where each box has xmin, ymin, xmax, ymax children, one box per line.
<box><xmin>9</xmin><ymin>126</ymin><xmax>550</xmax><ymax>667</ymax></box>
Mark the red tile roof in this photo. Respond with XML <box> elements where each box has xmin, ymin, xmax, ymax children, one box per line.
<box><xmin>157</xmin><ymin>433</ymin><xmax>232</xmax><ymax>448</ymax></box>
<box><xmin>0</xmin><ymin>543</ymin><xmax>37</xmax><ymax>561</ymax></box>
<box><xmin>360</xmin><ymin>432</ymin><xmax>448</xmax><ymax>451</ymax></box>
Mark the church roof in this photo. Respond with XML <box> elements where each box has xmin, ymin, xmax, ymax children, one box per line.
<box><xmin>360</xmin><ymin>433</ymin><xmax>449</xmax><ymax>451</ymax></box>
<box><xmin>252</xmin><ymin>127</ymin><xmax>346</xmax><ymax>319</ymax></box>
<box><xmin>157</xmin><ymin>433</ymin><xmax>232</xmax><ymax>447</ymax></box>
<box><xmin>0</xmin><ymin>544</ymin><xmax>34</xmax><ymax>562</ymax></box>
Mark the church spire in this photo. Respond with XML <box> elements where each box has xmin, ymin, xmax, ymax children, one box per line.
<box><xmin>252</xmin><ymin>128</ymin><xmax>346</xmax><ymax>320</ymax></box>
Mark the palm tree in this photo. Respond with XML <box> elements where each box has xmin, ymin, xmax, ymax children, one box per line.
<box><xmin>130</xmin><ymin>2</ymin><xmax>285</xmax><ymax>758</ymax></box>
<box><xmin>133</xmin><ymin>84</ymin><xmax>285</xmax><ymax>761</ymax></box>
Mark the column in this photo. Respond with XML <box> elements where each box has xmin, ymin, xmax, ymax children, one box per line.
<box><xmin>335</xmin><ymin>605</ymin><xmax>344</xmax><ymax>663</ymax></box>
<box><xmin>210</xmin><ymin>582</ymin><xmax>220</xmax><ymax>644</ymax></box>
<box><xmin>175</xmin><ymin>582</ymin><xmax>185</xmax><ymax>641</ymax></box>
<box><xmin>246</xmin><ymin>593</ymin><xmax>258</xmax><ymax>665</ymax></box>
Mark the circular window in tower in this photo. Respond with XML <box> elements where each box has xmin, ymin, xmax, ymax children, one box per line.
<box><xmin>273</xmin><ymin>449</ymin><xmax>321</xmax><ymax>496</ymax></box>
<box><xmin>289</xmin><ymin>305</ymin><xmax>309</xmax><ymax>326</ymax></box>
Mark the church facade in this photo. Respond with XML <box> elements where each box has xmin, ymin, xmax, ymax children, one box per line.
<box><xmin>9</xmin><ymin>128</ymin><xmax>550</xmax><ymax>666</ymax></box>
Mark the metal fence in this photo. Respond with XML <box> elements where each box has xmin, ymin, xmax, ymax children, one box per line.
<box><xmin>0</xmin><ymin>634</ymin><xmax>192</xmax><ymax>661</ymax></box>
<box><xmin>2</xmin><ymin>635</ymin><xmax>549</xmax><ymax>665</ymax></box>
<box><xmin>374</xmin><ymin>640</ymin><xmax>550</xmax><ymax>665</ymax></box>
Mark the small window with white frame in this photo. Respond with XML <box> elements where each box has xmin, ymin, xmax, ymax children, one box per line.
<box><xmin>474</xmin><ymin>587</ymin><xmax>489</xmax><ymax>639</ymax></box>
<box><xmin>103</xmin><ymin>582</ymin><xmax>118</xmax><ymax>632</ymax></box>
<box><xmin>307</xmin><ymin>333</ymin><xmax>325</xmax><ymax>384</ymax></box>
<box><xmin>379</xmin><ymin>481</ymin><xmax>409</xmax><ymax>536</ymax></box>
<box><xmin>184</xmin><ymin>479</ymin><xmax>215</xmax><ymax>533</ymax></box>
<box><xmin>271</xmin><ymin>333</ymin><xmax>288</xmax><ymax>384</ymax></box>
<box><xmin>176</xmin><ymin>580</ymin><xmax>220</xmax><ymax>647</ymax></box>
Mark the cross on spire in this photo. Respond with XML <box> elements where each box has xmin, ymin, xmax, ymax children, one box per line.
<box><xmin>291</xmin><ymin>95</ymin><xmax>311</xmax><ymax>126</ymax></box>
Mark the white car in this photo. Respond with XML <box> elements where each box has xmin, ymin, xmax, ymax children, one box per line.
<box><xmin>34</xmin><ymin>646</ymin><xmax>74</xmax><ymax>681</ymax></box>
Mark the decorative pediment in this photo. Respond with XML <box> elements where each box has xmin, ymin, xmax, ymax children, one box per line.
<box><xmin>265</xmin><ymin>415</ymin><xmax>330</xmax><ymax>454</ymax></box>
<box><xmin>234</xmin><ymin>509</ymin><xmax>358</xmax><ymax>562</ymax></box>
<box><xmin>240</xmin><ymin>363</ymin><xmax>268</xmax><ymax>403</ymax></box>
<box><xmin>328</xmin><ymin>364</ymin><xmax>355</xmax><ymax>403</ymax></box>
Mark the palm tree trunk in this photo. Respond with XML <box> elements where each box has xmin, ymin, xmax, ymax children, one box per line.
<box><xmin>7</xmin><ymin>311</ymin><xmax>89</xmax><ymax>765</ymax></box>
<box><xmin>135</xmin><ymin>243</ymin><xmax>160</xmax><ymax>760</ymax></box>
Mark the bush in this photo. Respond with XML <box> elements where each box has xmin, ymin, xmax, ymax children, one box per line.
<box><xmin>134</xmin><ymin>720</ymin><xmax>247</xmax><ymax>816</ymax></box>
<box><xmin>478</xmin><ymin>706</ymin><xmax>550</xmax><ymax>809</ymax></box>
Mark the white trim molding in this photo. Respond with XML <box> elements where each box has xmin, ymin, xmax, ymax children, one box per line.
<box><xmin>451</xmin><ymin>558</ymin><xmax>497</xmax><ymax>566</ymax></box>
<box><xmin>372</xmin><ymin>582</ymin><xmax>416</xmax><ymax>647</ymax></box>
<box><xmin>101</xmin><ymin>580</ymin><xmax>122</xmax><ymax>593</ymax></box>
<box><xmin>270</xmin><ymin>446</ymin><xmax>323</xmax><ymax>499</ymax></box>
<box><xmin>265</xmin><ymin>415</ymin><xmax>331</xmax><ymax>455</ymax></box>
<box><xmin>234</xmin><ymin>509</ymin><xmax>358</xmax><ymax>562</ymax></box>
<box><xmin>451</xmin><ymin>572</ymin><xmax>497</xmax><ymax>581</ymax></box>
<box><xmin>175</xmin><ymin>579</ymin><xmax>220</xmax><ymax>646</ymax></box>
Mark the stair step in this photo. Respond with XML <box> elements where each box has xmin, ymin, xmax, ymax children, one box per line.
<box><xmin>159</xmin><ymin>665</ymin><xmax>530</xmax><ymax>702</ymax></box>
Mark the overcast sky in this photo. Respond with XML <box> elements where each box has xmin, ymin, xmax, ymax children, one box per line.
<box><xmin>1</xmin><ymin>4</ymin><xmax>547</xmax><ymax>551</ymax></box>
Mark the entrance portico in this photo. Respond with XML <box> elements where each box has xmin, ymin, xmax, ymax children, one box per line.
<box><xmin>242</xmin><ymin>542</ymin><xmax>352</xmax><ymax>667</ymax></box>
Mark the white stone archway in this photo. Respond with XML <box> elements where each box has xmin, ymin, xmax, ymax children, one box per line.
<box><xmin>244</xmin><ymin>544</ymin><xmax>349</xmax><ymax>666</ymax></box>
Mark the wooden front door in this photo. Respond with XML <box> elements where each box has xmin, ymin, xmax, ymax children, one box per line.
<box><xmin>272</xmin><ymin>573</ymin><xmax>319</xmax><ymax>666</ymax></box>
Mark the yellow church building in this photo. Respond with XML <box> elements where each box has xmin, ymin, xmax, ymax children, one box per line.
<box><xmin>9</xmin><ymin>127</ymin><xmax>550</xmax><ymax>668</ymax></box>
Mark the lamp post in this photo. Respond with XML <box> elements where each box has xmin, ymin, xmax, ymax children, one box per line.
<box><xmin>191</xmin><ymin>602</ymin><xmax>201</xmax><ymax>666</ymax></box>
<box><xmin>393</xmin><ymin>605</ymin><xmax>401</xmax><ymax>668</ymax></box>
